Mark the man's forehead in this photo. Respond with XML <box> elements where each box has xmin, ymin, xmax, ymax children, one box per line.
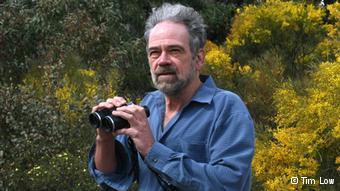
<box><xmin>148</xmin><ymin>21</ymin><xmax>189</xmax><ymax>49</ymax></box>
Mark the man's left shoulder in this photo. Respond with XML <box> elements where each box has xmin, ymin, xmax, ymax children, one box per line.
<box><xmin>214</xmin><ymin>88</ymin><xmax>244</xmax><ymax>103</ymax></box>
<box><xmin>213</xmin><ymin>88</ymin><xmax>249</xmax><ymax>113</ymax></box>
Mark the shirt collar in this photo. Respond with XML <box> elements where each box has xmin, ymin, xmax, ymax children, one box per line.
<box><xmin>191</xmin><ymin>75</ymin><xmax>216</xmax><ymax>104</ymax></box>
<box><xmin>153</xmin><ymin>75</ymin><xmax>217</xmax><ymax>104</ymax></box>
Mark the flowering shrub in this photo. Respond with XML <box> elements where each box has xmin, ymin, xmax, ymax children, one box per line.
<box><xmin>253</xmin><ymin>60</ymin><xmax>340</xmax><ymax>190</ymax></box>
<box><xmin>227</xmin><ymin>0</ymin><xmax>327</xmax><ymax>78</ymax></box>
<box><xmin>316</xmin><ymin>2</ymin><xmax>340</xmax><ymax>62</ymax></box>
<box><xmin>203</xmin><ymin>41</ymin><xmax>236</xmax><ymax>89</ymax></box>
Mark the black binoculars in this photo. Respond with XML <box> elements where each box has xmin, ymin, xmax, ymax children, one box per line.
<box><xmin>89</xmin><ymin>106</ymin><xmax>150</xmax><ymax>132</ymax></box>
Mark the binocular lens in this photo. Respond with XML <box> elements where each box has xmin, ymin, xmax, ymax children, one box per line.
<box><xmin>102</xmin><ymin>115</ymin><xmax>131</xmax><ymax>132</ymax></box>
<box><xmin>89</xmin><ymin>106</ymin><xmax>149</xmax><ymax>132</ymax></box>
<box><xmin>102</xmin><ymin>117</ymin><xmax>114</xmax><ymax>132</ymax></box>
<box><xmin>89</xmin><ymin>108</ymin><xmax>113</xmax><ymax>128</ymax></box>
<box><xmin>89</xmin><ymin>112</ymin><xmax>102</xmax><ymax>128</ymax></box>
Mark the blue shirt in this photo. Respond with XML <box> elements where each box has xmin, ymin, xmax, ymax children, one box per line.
<box><xmin>88</xmin><ymin>75</ymin><xmax>255</xmax><ymax>191</ymax></box>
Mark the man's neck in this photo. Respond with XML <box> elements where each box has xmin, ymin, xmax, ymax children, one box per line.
<box><xmin>164</xmin><ymin>77</ymin><xmax>202</xmax><ymax>112</ymax></box>
<box><xmin>161</xmin><ymin>75</ymin><xmax>202</xmax><ymax>128</ymax></box>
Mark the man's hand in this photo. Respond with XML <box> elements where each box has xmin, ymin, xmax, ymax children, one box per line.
<box><xmin>92</xmin><ymin>96</ymin><xmax>127</xmax><ymax>140</ymax></box>
<box><xmin>113</xmin><ymin>104</ymin><xmax>155</xmax><ymax>157</ymax></box>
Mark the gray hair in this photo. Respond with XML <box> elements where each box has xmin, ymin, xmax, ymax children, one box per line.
<box><xmin>144</xmin><ymin>3</ymin><xmax>207</xmax><ymax>57</ymax></box>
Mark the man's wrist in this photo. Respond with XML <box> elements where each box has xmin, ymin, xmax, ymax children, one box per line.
<box><xmin>96</xmin><ymin>132</ymin><xmax>114</xmax><ymax>142</ymax></box>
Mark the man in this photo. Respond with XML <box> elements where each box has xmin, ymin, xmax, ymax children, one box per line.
<box><xmin>88</xmin><ymin>3</ymin><xmax>254</xmax><ymax>191</ymax></box>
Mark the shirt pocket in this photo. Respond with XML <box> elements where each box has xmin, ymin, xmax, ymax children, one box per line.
<box><xmin>179</xmin><ymin>139</ymin><xmax>207</xmax><ymax>163</ymax></box>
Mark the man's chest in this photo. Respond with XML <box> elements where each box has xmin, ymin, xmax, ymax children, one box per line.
<box><xmin>148</xmin><ymin>105</ymin><xmax>218</xmax><ymax>162</ymax></box>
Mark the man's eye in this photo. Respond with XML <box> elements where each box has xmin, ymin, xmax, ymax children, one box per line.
<box><xmin>149</xmin><ymin>51</ymin><xmax>160</xmax><ymax>58</ymax></box>
<box><xmin>169</xmin><ymin>48</ymin><xmax>181</xmax><ymax>55</ymax></box>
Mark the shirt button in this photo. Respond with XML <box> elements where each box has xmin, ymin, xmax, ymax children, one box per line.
<box><xmin>152</xmin><ymin>158</ymin><xmax>158</xmax><ymax>163</ymax></box>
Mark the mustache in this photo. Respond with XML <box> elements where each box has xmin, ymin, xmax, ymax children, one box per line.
<box><xmin>154</xmin><ymin>65</ymin><xmax>177</xmax><ymax>75</ymax></box>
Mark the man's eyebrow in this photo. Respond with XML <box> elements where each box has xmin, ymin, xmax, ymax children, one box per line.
<box><xmin>147</xmin><ymin>44</ymin><xmax>185</xmax><ymax>52</ymax></box>
<box><xmin>148</xmin><ymin>46</ymin><xmax>159</xmax><ymax>50</ymax></box>
<box><xmin>167</xmin><ymin>45</ymin><xmax>185</xmax><ymax>51</ymax></box>
<box><xmin>147</xmin><ymin>46</ymin><xmax>160</xmax><ymax>52</ymax></box>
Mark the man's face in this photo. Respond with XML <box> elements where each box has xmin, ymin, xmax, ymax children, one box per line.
<box><xmin>147</xmin><ymin>21</ymin><xmax>197</xmax><ymax>96</ymax></box>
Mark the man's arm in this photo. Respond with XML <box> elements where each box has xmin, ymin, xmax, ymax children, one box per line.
<box><xmin>88</xmin><ymin>97</ymin><xmax>135</xmax><ymax>190</ymax></box>
<box><xmin>94</xmin><ymin>130</ymin><xmax>117</xmax><ymax>173</ymax></box>
<box><xmin>88</xmin><ymin>135</ymin><xmax>134</xmax><ymax>191</ymax></box>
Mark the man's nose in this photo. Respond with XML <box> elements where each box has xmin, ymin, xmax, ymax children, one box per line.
<box><xmin>157</xmin><ymin>51</ymin><xmax>171</xmax><ymax>65</ymax></box>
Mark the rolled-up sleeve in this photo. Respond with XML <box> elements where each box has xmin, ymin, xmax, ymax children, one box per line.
<box><xmin>88</xmin><ymin>138</ymin><xmax>134</xmax><ymax>191</ymax></box>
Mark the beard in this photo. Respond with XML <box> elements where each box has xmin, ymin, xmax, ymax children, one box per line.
<box><xmin>151</xmin><ymin>63</ymin><xmax>196</xmax><ymax>96</ymax></box>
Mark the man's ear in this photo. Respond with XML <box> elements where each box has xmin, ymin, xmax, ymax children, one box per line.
<box><xmin>195</xmin><ymin>48</ymin><xmax>205</xmax><ymax>71</ymax></box>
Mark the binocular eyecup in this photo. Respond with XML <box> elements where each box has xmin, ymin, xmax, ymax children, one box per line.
<box><xmin>89</xmin><ymin>106</ymin><xmax>150</xmax><ymax>132</ymax></box>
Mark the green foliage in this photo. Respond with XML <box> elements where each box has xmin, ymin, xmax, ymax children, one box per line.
<box><xmin>0</xmin><ymin>1</ymin><xmax>37</xmax><ymax>83</ymax></box>
<box><xmin>201</xmin><ymin>2</ymin><xmax>236</xmax><ymax>44</ymax></box>
<box><xmin>112</xmin><ymin>39</ymin><xmax>153</xmax><ymax>100</ymax></box>
<box><xmin>234</xmin><ymin>50</ymin><xmax>285</xmax><ymax>125</ymax></box>
<box><xmin>0</xmin><ymin>60</ymin><xmax>98</xmax><ymax>190</ymax></box>
<box><xmin>26</xmin><ymin>151</ymin><xmax>98</xmax><ymax>190</ymax></box>
<box><xmin>0</xmin><ymin>0</ymin><xmax>151</xmax><ymax>90</ymax></box>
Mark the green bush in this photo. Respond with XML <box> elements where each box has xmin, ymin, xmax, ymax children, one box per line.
<box><xmin>0</xmin><ymin>64</ymin><xmax>97</xmax><ymax>190</ymax></box>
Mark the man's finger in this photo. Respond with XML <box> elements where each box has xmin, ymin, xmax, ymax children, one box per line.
<box><xmin>92</xmin><ymin>102</ymin><xmax>114</xmax><ymax>112</ymax></box>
